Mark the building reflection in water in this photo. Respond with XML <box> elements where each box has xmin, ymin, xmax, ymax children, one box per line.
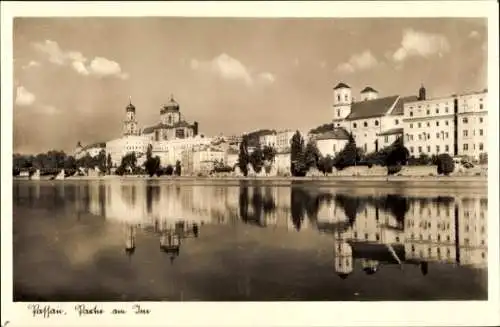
<box><xmin>79</xmin><ymin>180</ymin><xmax>487</xmax><ymax>274</ymax></box>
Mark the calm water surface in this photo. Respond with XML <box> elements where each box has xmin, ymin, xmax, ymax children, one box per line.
<box><xmin>13</xmin><ymin>179</ymin><xmax>488</xmax><ymax>301</ymax></box>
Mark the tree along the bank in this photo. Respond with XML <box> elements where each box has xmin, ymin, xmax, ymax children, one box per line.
<box><xmin>107</xmin><ymin>153</ymin><xmax>113</xmax><ymax>173</ymax></box>
<box><xmin>436</xmin><ymin>153</ymin><xmax>455</xmax><ymax>176</ymax></box>
<box><xmin>290</xmin><ymin>131</ymin><xmax>307</xmax><ymax>176</ymax></box>
<box><xmin>116</xmin><ymin>152</ymin><xmax>138</xmax><ymax>175</ymax></box>
<box><xmin>144</xmin><ymin>144</ymin><xmax>161</xmax><ymax>177</ymax></box>
<box><xmin>249</xmin><ymin>144</ymin><xmax>264</xmax><ymax>173</ymax></box>
<box><xmin>304</xmin><ymin>139</ymin><xmax>321</xmax><ymax>171</ymax></box>
<box><xmin>333</xmin><ymin>133</ymin><xmax>358</xmax><ymax>170</ymax></box>
<box><xmin>175</xmin><ymin>160</ymin><xmax>182</xmax><ymax>176</ymax></box>
<box><xmin>318</xmin><ymin>155</ymin><xmax>334</xmax><ymax>175</ymax></box>
<box><xmin>238</xmin><ymin>136</ymin><xmax>250</xmax><ymax>176</ymax></box>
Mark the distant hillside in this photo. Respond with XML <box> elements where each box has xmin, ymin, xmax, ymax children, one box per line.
<box><xmin>243</xmin><ymin>129</ymin><xmax>276</xmax><ymax>147</ymax></box>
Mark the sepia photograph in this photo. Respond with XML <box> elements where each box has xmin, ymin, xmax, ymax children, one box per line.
<box><xmin>2</xmin><ymin>1</ymin><xmax>499</xmax><ymax>326</ymax></box>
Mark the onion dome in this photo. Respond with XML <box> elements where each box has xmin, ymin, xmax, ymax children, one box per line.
<box><xmin>161</xmin><ymin>94</ymin><xmax>180</xmax><ymax>114</ymax></box>
<box><xmin>126</xmin><ymin>96</ymin><xmax>136</xmax><ymax>112</ymax></box>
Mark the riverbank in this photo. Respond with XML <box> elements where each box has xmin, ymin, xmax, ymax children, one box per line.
<box><xmin>14</xmin><ymin>174</ymin><xmax>488</xmax><ymax>184</ymax></box>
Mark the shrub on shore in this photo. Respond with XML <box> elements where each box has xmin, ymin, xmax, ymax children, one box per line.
<box><xmin>436</xmin><ymin>153</ymin><xmax>455</xmax><ymax>176</ymax></box>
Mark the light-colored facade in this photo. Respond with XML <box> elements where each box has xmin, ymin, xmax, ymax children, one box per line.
<box><xmin>456</xmin><ymin>90</ymin><xmax>488</xmax><ymax>160</ymax></box>
<box><xmin>331</xmin><ymin>82</ymin><xmax>418</xmax><ymax>154</ymax></box>
<box><xmin>311</xmin><ymin>128</ymin><xmax>350</xmax><ymax>158</ymax></box>
<box><xmin>275</xmin><ymin>130</ymin><xmax>295</xmax><ymax>152</ymax></box>
<box><xmin>401</xmin><ymin>88</ymin><xmax>488</xmax><ymax>160</ymax></box>
<box><xmin>259</xmin><ymin>132</ymin><xmax>277</xmax><ymax>148</ymax></box>
<box><xmin>74</xmin><ymin>142</ymin><xmax>106</xmax><ymax>160</ymax></box>
<box><xmin>226</xmin><ymin>150</ymin><xmax>239</xmax><ymax>169</ymax></box>
<box><xmin>105</xmin><ymin>135</ymin><xmax>150</xmax><ymax>167</ymax></box>
<box><xmin>403</xmin><ymin>95</ymin><xmax>456</xmax><ymax>157</ymax></box>
<box><xmin>152</xmin><ymin>135</ymin><xmax>212</xmax><ymax>167</ymax></box>
<box><xmin>141</xmin><ymin>95</ymin><xmax>198</xmax><ymax>142</ymax></box>
<box><xmin>275</xmin><ymin>152</ymin><xmax>291</xmax><ymax>175</ymax></box>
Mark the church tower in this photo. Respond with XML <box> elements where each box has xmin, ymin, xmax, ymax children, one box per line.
<box><xmin>123</xmin><ymin>97</ymin><xmax>139</xmax><ymax>136</ymax></box>
<box><xmin>332</xmin><ymin>82</ymin><xmax>352</xmax><ymax>122</ymax></box>
<box><xmin>160</xmin><ymin>94</ymin><xmax>181</xmax><ymax>126</ymax></box>
<box><xmin>418</xmin><ymin>83</ymin><xmax>426</xmax><ymax>101</ymax></box>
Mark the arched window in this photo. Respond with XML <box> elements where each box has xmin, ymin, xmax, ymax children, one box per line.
<box><xmin>344</xmin><ymin>94</ymin><xmax>348</xmax><ymax>102</ymax></box>
<box><xmin>374</xmin><ymin>120</ymin><xmax>379</xmax><ymax>126</ymax></box>
<box><xmin>353</xmin><ymin>123</ymin><xmax>357</xmax><ymax>128</ymax></box>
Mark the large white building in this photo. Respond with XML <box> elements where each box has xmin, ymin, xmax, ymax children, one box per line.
<box><xmin>274</xmin><ymin>129</ymin><xmax>295</xmax><ymax>152</ymax></box>
<box><xmin>99</xmin><ymin>96</ymin><xmax>213</xmax><ymax>170</ymax></box>
<box><xmin>311</xmin><ymin>128</ymin><xmax>350</xmax><ymax>158</ymax></box>
<box><xmin>74</xmin><ymin>141</ymin><xmax>106</xmax><ymax>160</ymax></box>
<box><xmin>106</xmin><ymin>135</ymin><xmax>150</xmax><ymax>167</ymax></box>
<box><xmin>258</xmin><ymin>131</ymin><xmax>277</xmax><ymax>148</ymax></box>
<box><xmin>331</xmin><ymin>81</ymin><xmax>488</xmax><ymax>160</ymax></box>
<box><xmin>456</xmin><ymin>90</ymin><xmax>488</xmax><ymax>160</ymax></box>
<box><xmin>403</xmin><ymin>92</ymin><xmax>456</xmax><ymax>158</ymax></box>
<box><xmin>331</xmin><ymin>82</ymin><xmax>418</xmax><ymax>154</ymax></box>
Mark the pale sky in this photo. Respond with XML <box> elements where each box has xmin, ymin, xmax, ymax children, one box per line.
<box><xmin>13</xmin><ymin>17</ymin><xmax>487</xmax><ymax>154</ymax></box>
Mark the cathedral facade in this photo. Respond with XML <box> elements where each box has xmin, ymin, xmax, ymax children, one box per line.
<box><xmin>141</xmin><ymin>95</ymin><xmax>199</xmax><ymax>142</ymax></box>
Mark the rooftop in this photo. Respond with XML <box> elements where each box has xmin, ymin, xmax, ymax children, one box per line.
<box><xmin>142</xmin><ymin>121</ymin><xmax>194</xmax><ymax>134</ymax></box>
<box><xmin>390</xmin><ymin>95</ymin><xmax>419</xmax><ymax>116</ymax></box>
<box><xmin>360</xmin><ymin>86</ymin><xmax>378</xmax><ymax>93</ymax></box>
<box><xmin>377</xmin><ymin>128</ymin><xmax>404</xmax><ymax>136</ymax></box>
<box><xmin>345</xmin><ymin>95</ymin><xmax>399</xmax><ymax>121</ymax></box>
<box><xmin>333</xmin><ymin>82</ymin><xmax>351</xmax><ymax>90</ymax></box>
<box><xmin>314</xmin><ymin>127</ymin><xmax>350</xmax><ymax>141</ymax></box>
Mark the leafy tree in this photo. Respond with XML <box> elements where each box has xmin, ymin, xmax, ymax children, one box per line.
<box><xmin>175</xmin><ymin>160</ymin><xmax>182</xmax><ymax>176</ymax></box>
<box><xmin>144</xmin><ymin>144</ymin><xmax>161</xmax><ymax>177</ymax></box>
<box><xmin>107</xmin><ymin>153</ymin><xmax>112</xmax><ymax>173</ymax></box>
<box><xmin>436</xmin><ymin>153</ymin><xmax>455</xmax><ymax>176</ymax></box>
<box><xmin>318</xmin><ymin>155</ymin><xmax>334</xmax><ymax>175</ymax></box>
<box><xmin>145</xmin><ymin>157</ymin><xmax>160</xmax><ymax>177</ymax></box>
<box><xmin>262</xmin><ymin>145</ymin><xmax>276</xmax><ymax>162</ymax></box>
<box><xmin>249</xmin><ymin>145</ymin><xmax>264</xmax><ymax>173</ymax></box>
<box><xmin>96</xmin><ymin>149</ymin><xmax>107</xmax><ymax>172</ymax></box>
<box><xmin>333</xmin><ymin>133</ymin><xmax>357</xmax><ymax>170</ymax></box>
<box><xmin>304</xmin><ymin>139</ymin><xmax>321</xmax><ymax>170</ymax></box>
<box><xmin>119</xmin><ymin>152</ymin><xmax>137</xmax><ymax>174</ymax></box>
<box><xmin>238</xmin><ymin>137</ymin><xmax>249</xmax><ymax>176</ymax></box>
<box><xmin>290</xmin><ymin>131</ymin><xmax>307</xmax><ymax>176</ymax></box>
<box><xmin>165</xmin><ymin>165</ymin><xmax>174</xmax><ymax>176</ymax></box>
<box><xmin>64</xmin><ymin>156</ymin><xmax>77</xmax><ymax>170</ymax></box>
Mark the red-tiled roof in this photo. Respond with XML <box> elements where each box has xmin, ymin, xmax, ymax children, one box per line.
<box><xmin>345</xmin><ymin>95</ymin><xmax>399</xmax><ymax>121</ymax></box>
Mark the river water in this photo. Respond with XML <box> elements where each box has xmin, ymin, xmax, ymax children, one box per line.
<box><xmin>13</xmin><ymin>179</ymin><xmax>488</xmax><ymax>301</ymax></box>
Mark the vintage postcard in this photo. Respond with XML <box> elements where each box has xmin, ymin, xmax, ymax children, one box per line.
<box><xmin>1</xmin><ymin>1</ymin><xmax>499</xmax><ymax>326</ymax></box>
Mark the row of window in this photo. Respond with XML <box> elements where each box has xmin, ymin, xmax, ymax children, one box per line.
<box><xmin>409</xmin><ymin>145</ymin><xmax>450</xmax><ymax>154</ymax></box>
<box><xmin>410</xmin><ymin>120</ymin><xmax>450</xmax><ymax>128</ymax></box>
<box><xmin>462</xmin><ymin>117</ymin><xmax>484</xmax><ymax>123</ymax></box>
<box><xmin>463</xmin><ymin>129</ymin><xmax>484</xmax><ymax>137</ymax></box>
<box><xmin>406</xmin><ymin>131</ymin><xmax>450</xmax><ymax>141</ymax></box>
<box><xmin>409</xmin><ymin>142</ymin><xmax>484</xmax><ymax>154</ymax></box>
<box><xmin>463</xmin><ymin>143</ymin><xmax>485</xmax><ymax>151</ymax></box>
